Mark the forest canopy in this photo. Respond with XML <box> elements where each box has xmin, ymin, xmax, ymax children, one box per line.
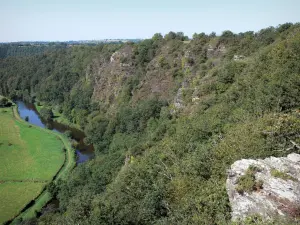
<box><xmin>1</xmin><ymin>23</ymin><xmax>300</xmax><ymax>224</ymax></box>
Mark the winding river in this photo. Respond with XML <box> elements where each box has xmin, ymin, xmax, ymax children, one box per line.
<box><xmin>16</xmin><ymin>101</ymin><xmax>94</xmax><ymax>163</ymax></box>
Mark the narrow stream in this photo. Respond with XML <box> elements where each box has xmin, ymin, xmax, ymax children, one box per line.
<box><xmin>16</xmin><ymin>101</ymin><xmax>94</xmax><ymax>163</ymax></box>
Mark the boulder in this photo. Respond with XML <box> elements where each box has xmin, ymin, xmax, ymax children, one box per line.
<box><xmin>226</xmin><ymin>153</ymin><xmax>300</xmax><ymax>221</ymax></box>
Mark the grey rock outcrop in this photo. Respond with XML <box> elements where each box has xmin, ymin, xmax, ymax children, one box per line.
<box><xmin>207</xmin><ymin>44</ymin><xmax>226</xmax><ymax>58</ymax></box>
<box><xmin>227</xmin><ymin>153</ymin><xmax>300</xmax><ymax>221</ymax></box>
<box><xmin>173</xmin><ymin>87</ymin><xmax>184</xmax><ymax>110</ymax></box>
<box><xmin>91</xmin><ymin>45</ymin><xmax>134</xmax><ymax>103</ymax></box>
<box><xmin>233</xmin><ymin>55</ymin><xmax>245</xmax><ymax>61</ymax></box>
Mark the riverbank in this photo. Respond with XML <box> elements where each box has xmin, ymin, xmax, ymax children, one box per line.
<box><xmin>8</xmin><ymin>104</ymin><xmax>76</xmax><ymax>224</ymax></box>
<box><xmin>34</xmin><ymin>102</ymin><xmax>82</xmax><ymax>131</ymax></box>
<box><xmin>19</xmin><ymin>100</ymin><xmax>94</xmax><ymax>163</ymax></box>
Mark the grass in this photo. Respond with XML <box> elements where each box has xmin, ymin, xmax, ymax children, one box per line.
<box><xmin>0</xmin><ymin>109</ymin><xmax>64</xmax><ymax>181</ymax></box>
<box><xmin>0</xmin><ymin>107</ymin><xmax>64</xmax><ymax>224</ymax></box>
<box><xmin>0</xmin><ymin>105</ymin><xmax>75</xmax><ymax>224</ymax></box>
<box><xmin>16</xmin><ymin>190</ymin><xmax>51</xmax><ymax>221</ymax></box>
<box><xmin>271</xmin><ymin>169</ymin><xmax>297</xmax><ymax>182</ymax></box>
<box><xmin>0</xmin><ymin>182</ymin><xmax>45</xmax><ymax>223</ymax></box>
<box><xmin>11</xmin><ymin>105</ymin><xmax>76</xmax><ymax>223</ymax></box>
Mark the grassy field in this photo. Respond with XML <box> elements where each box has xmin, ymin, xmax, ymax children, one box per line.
<box><xmin>0</xmin><ymin>182</ymin><xmax>45</xmax><ymax>223</ymax></box>
<box><xmin>11</xmin><ymin>105</ymin><xmax>76</xmax><ymax>224</ymax></box>
<box><xmin>0</xmin><ymin>106</ymin><xmax>66</xmax><ymax>224</ymax></box>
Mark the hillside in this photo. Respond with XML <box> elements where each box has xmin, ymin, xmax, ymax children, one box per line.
<box><xmin>0</xmin><ymin>23</ymin><xmax>300</xmax><ymax>224</ymax></box>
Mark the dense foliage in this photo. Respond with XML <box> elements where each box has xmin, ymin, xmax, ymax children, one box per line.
<box><xmin>1</xmin><ymin>23</ymin><xmax>300</xmax><ymax>224</ymax></box>
<box><xmin>0</xmin><ymin>43</ymin><xmax>66</xmax><ymax>58</ymax></box>
<box><xmin>0</xmin><ymin>96</ymin><xmax>9</xmax><ymax>107</ymax></box>
<box><xmin>39</xmin><ymin>108</ymin><xmax>54</xmax><ymax>121</ymax></box>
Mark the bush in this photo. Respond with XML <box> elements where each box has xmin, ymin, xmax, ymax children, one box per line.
<box><xmin>64</xmin><ymin>130</ymin><xmax>72</xmax><ymax>138</ymax></box>
<box><xmin>236</xmin><ymin>165</ymin><xmax>263</xmax><ymax>194</ymax></box>
<box><xmin>39</xmin><ymin>108</ymin><xmax>53</xmax><ymax>121</ymax></box>
<box><xmin>0</xmin><ymin>97</ymin><xmax>10</xmax><ymax>107</ymax></box>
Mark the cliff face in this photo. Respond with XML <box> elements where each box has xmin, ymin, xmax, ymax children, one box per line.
<box><xmin>227</xmin><ymin>153</ymin><xmax>300</xmax><ymax>221</ymax></box>
<box><xmin>90</xmin><ymin>45</ymin><xmax>135</xmax><ymax>105</ymax></box>
<box><xmin>89</xmin><ymin>42</ymin><xmax>188</xmax><ymax>106</ymax></box>
<box><xmin>88</xmin><ymin>39</ymin><xmax>223</xmax><ymax>114</ymax></box>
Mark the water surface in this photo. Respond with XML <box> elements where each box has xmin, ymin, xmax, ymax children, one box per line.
<box><xmin>16</xmin><ymin>101</ymin><xmax>94</xmax><ymax>163</ymax></box>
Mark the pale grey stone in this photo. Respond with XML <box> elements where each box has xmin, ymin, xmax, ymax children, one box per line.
<box><xmin>226</xmin><ymin>153</ymin><xmax>300</xmax><ymax>221</ymax></box>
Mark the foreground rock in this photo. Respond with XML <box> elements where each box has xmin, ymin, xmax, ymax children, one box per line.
<box><xmin>226</xmin><ymin>153</ymin><xmax>300</xmax><ymax>221</ymax></box>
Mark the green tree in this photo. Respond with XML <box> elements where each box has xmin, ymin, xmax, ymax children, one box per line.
<box><xmin>39</xmin><ymin>108</ymin><xmax>54</xmax><ymax>121</ymax></box>
<box><xmin>152</xmin><ymin>33</ymin><xmax>163</xmax><ymax>41</ymax></box>
<box><xmin>0</xmin><ymin>97</ymin><xmax>8</xmax><ymax>107</ymax></box>
<box><xmin>164</xmin><ymin>31</ymin><xmax>177</xmax><ymax>40</ymax></box>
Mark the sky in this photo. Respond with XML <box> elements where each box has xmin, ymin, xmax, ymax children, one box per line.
<box><xmin>1</xmin><ymin>0</ymin><xmax>299</xmax><ymax>42</ymax></box>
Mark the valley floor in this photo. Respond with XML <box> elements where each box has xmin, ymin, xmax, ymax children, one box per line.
<box><xmin>0</xmin><ymin>106</ymin><xmax>65</xmax><ymax>224</ymax></box>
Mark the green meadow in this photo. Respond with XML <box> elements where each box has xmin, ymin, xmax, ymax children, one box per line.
<box><xmin>0</xmin><ymin>107</ymin><xmax>65</xmax><ymax>224</ymax></box>
<box><xmin>0</xmin><ymin>182</ymin><xmax>45</xmax><ymax>223</ymax></box>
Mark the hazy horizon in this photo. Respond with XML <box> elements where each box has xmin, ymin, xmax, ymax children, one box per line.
<box><xmin>1</xmin><ymin>0</ymin><xmax>300</xmax><ymax>42</ymax></box>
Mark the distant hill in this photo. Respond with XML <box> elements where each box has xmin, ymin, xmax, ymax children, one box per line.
<box><xmin>0</xmin><ymin>39</ymin><xmax>142</xmax><ymax>58</ymax></box>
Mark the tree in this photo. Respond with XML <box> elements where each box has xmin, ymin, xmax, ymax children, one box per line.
<box><xmin>221</xmin><ymin>30</ymin><xmax>235</xmax><ymax>38</ymax></box>
<box><xmin>257</xmin><ymin>26</ymin><xmax>277</xmax><ymax>45</ymax></box>
<box><xmin>277</xmin><ymin>22</ymin><xmax>293</xmax><ymax>33</ymax></box>
<box><xmin>39</xmin><ymin>108</ymin><xmax>54</xmax><ymax>121</ymax></box>
<box><xmin>176</xmin><ymin>32</ymin><xmax>188</xmax><ymax>41</ymax></box>
<box><xmin>209</xmin><ymin>32</ymin><xmax>216</xmax><ymax>38</ymax></box>
<box><xmin>164</xmin><ymin>31</ymin><xmax>177</xmax><ymax>41</ymax></box>
<box><xmin>219</xmin><ymin>30</ymin><xmax>236</xmax><ymax>44</ymax></box>
<box><xmin>0</xmin><ymin>97</ymin><xmax>9</xmax><ymax>107</ymax></box>
<box><xmin>193</xmin><ymin>32</ymin><xmax>207</xmax><ymax>40</ymax></box>
<box><xmin>152</xmin><ymin>33</ymin><xmax>163</xmax><ymax>41</ymax></box>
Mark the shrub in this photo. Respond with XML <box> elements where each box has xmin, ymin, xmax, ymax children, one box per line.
<box><xmin>158</xmin><ymin>56</ymin><xmax>169</xmax><ymax>68</ymax></box>
<box><xmin>236</xmin><ymin>165</ymin><xmax>263</xmax><ymax>194</ymax></box>
<box><xmin>0</xmin><ymin>97</ymin><xmax>10</xmax><ymax>107</ymax></box>
<box><xmin>64</xmin><ymin>130</ymin><xmax>72</xmax><ymax>138</ymax></box>
<box><xmin>40</xmin><ymin>108</ymin><xmax>53</xmax><ymax>121</ymax></box>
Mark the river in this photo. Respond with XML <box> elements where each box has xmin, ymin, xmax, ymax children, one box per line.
<box><xmin>16</xmin><ymin>101</ymin><xmax>94</xmax><ymax>163</ymax></box>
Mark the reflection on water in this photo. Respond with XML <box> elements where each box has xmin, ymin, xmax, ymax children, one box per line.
<box><xmin>16</xmin><ymin>101</ymin><xmax>94</xmax><ymax>163</ymax></box>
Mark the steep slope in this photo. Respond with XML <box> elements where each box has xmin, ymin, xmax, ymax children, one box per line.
<box><xmin>0</xmin><ymin>23</ymin><xmax>300</xmax><ymax>224</ymax></box>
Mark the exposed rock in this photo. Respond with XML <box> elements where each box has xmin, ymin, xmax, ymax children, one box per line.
<box><xmin>131</xmin><ymin>43</ymin><xmax>183</xmax><ymax>102</ymax></box>
<box><xmin>120</xmin><ymin>63</ymin><xmax>131</xmax><ymax>67</ymax></box>
<box><xmin>233</xmin><ymin>55</ymin><xmax>245</xmax><ymax>61</ymax></box>
<box><xmin>218</xmin><ymin>44</ymin><xmax>226</xmax><ymax>53</ymax></box>
<box><xmin>227</xmin><ymin>153</ymin><xmax>300</xmax><ymax>221</ymax></box>
<box><xmin>206</xmin><ymin>44</ymin><xmax>227</xmax><ymax>58</ymax></box>
<box><xmin>91</xmin><ymin>45</ymin><xmax>134</xmax><ymax>104</ymax></box>
<box><xmin>124</xmin><ymin>155</ymin><xmax>131</xmax><ymax>166</ymax></box>
<box><xmin>192</xmin><ymin>97</ymin><xmax>200</xmax><ymax>102</ymax></box>
<box><xmin>173</xmin><ymin>87</ymin><xmax>184</xmax><ymax>109</ymax></box>
<box><xmin>207</xmin><ymin>44</ymin><xmax>214</xmax><ymax>52</ymax></box>
<box><xmin>110</xmin><ymin>51</ymin><xmax>130</xmax><ymax>63</ymax></box>
<box><xmin>184</xmin><ymin>50</ymin><xmax>192</xmax><ymax>58</ymax></box>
